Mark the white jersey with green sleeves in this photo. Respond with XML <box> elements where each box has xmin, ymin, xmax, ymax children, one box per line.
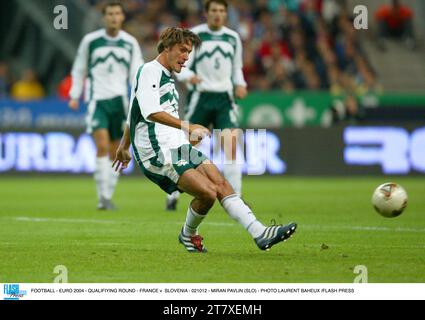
<box><xmin>127</xmin><ymin>60</ymin><xmax>189</xmax><ymax>162</ymax></box>
<box><xmin>175</xmin><ymin>24</ymin><xmax>247</xmax><ymax>92</ymax></box>
<box><xmin>70</xmin><ymin>29</ymin><xmax>143</xmax><ymax>102</ymax></box>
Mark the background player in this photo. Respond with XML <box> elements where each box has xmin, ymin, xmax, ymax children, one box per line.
<box><xmin>166</xmin><ymin>0</ymin><xmax>247</xmax><ymax>210</ymax></box>
<box><xmin>69</xmin><ymin>1</ymin><xmax>143</xmax><ymax>210</ymax></box>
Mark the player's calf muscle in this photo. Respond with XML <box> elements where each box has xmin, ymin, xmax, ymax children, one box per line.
<box><xmin>191</xmin><ymin>198</ymin><xmax>214</xmax><ymax>215</ymax></box>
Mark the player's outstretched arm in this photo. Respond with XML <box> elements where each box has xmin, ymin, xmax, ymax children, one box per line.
<box><xmin>69</xmin><ymin>36</ymin><xmax>89</xmax><ymax>110</ymax></box>
<box><xmin>112</xmin><ymin>125</ymin><xmax>132</xmax><ymax>172</ymax></box>
<box><xmin>233</xmin><ymin>34</ymin><xmax>248</xmax><ymax>99</ymax></box>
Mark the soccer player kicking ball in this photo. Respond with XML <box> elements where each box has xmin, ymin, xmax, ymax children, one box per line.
<box><xmin>113</xmin><ymin>27</ymin><xmax>296</xmax><ymax>252</ymax></box>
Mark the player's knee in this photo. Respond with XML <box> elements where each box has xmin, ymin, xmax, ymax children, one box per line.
<box><xmin>216</xmin><ymin>179</ymin><xmax>234</xmax><ymax>198</ymax></box>
<box><xmin>199</xmin><ymin>184</ymin><xmax>217</xmax><ymax>204</ymax></box>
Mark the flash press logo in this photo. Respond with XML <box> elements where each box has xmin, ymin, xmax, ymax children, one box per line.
<box><xmin>3</xmin><ymin>284</ymin><xmax>27</xmax><ymax>300</ymax></box>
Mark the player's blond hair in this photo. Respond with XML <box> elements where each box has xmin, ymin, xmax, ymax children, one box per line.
<box><xmin>157</xmin><ymin>27</ymin><xmax>201</xmax><ymax>54</ymax></box>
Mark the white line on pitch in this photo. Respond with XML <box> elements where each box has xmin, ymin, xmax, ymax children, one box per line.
<box><xmin>10</xmin><ymin>216</ymin><xmax>118</xmax><ymax>224</ymax></box>
<box><xmin>2</xmin><ymin>216</ymin><xmax>425</xmax><ymax>233</ymax></box>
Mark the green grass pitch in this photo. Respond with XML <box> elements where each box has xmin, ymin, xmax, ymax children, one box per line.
<box><xmin>0</xmin><ymin>176</ymin><xmax>424</xmax><ymax>283</ymax></box>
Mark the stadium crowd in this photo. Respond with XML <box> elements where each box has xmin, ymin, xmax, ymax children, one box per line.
<box><xmin>86</xmin><ymin>0</ymin><xmax>382</xmax><ymax>97</ymax></box>
<box><xmin>2</xmin><ymin>0</ymin><xmax>418</xmax><ymax>102</ymax></box>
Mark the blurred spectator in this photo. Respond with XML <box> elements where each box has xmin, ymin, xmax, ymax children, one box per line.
<box><xmin>0</xmin><ymin>62</ymin><xmax>11</xmax><ymax>99</ymax></box>
<box><xmin>300</xmin><ymin>0</ymin><xmax>323</xmax><ymax>13</ymax></box>
<box><xmin>268</xmin><ymin>62</ymin><xmax>296</xmax><ymax>92</ymax></box>
<box><xmin>259</xmin><ymin>29</ymin><xmax>291</xmax><ymax>65</ymax></box>
<box><xmin>353</xmin><ymin>56</ymin><xmax>383</xmax><ymax>96</ymax></box>
<box><xmin>11</xmin><ymin>69</ymin><xmax>45</xmax><ymax>101</ymax></box>
<box><xmin>299</xmin><ymin>0</ymin><xmax>322</xmax><ymax>39</ymax></box>
<box><xmin>57</xmin><ymin>75</ymin><xmax>72</xmax><ymax>100</ymax></box>
<box><xmin>269</xmin><ymin>0</ymin><xmax>301</xmax><ymax>12</ymax></box>
<box><xmin>331</xmin><ymin>94</ymin><xmax>364</xmax><ymax>124</ymax></box>
<box><xmin>79</xmin><ymin>0</ymin><xmax>378</xmax><ymax>95</ymax></box>
<box><xmin>322</xmin><ymin>0</ymin><xmax>343</xmax><ymax>24</ymax></box>
<box><xmin>242</xmin><ymin>45</ymin><xmax>261</xmax><ymax>89</ymax></box>
<box><xmin>375</xmin><ymin>0</ymin><xmax>416</xmax><ymax>51</ymax></box>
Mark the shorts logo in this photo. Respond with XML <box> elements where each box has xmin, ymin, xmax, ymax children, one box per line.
<box><xmin>176</xmin><ymin>160</ymin><xmax>188</xmax><ymax>167</ymax></box>
<box><xmin>91</xmin><ymin>119</ymin><xmax>100</xmax><ymax>128</ymax></box>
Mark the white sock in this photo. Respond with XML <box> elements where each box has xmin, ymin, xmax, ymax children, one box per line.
<box><xmin>183</xmin><ymin>206</ymin><xmax>206</xmax><ymax>236</ymax></box>
<box><xmin>167</xmin><ymin>190</ymin><xmax>180</xmax><ymax>201</ymax></box>
<box><xmin>94</xmin><ymin>156</ymin><xmax>110</xmax><ymax>201</ymax></box>
<box><xmin>221</xmin><ymin>194</ymin><xmax>265</xmax><ymax>238</ymax></box>
<box><xmin>223</xmin><ymin>163</ymin><xmax>242</xmax><ymax>197</ymax></box>
<box><xmin>106</xmin><ymin>160</ymin><xmax>120</xmax><ymax>200</ymax></box>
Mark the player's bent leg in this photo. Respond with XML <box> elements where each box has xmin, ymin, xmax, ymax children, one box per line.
<box><xmin>221</xmin><ymin>191</ymin><xmax>297</xmax><ymax>251</ymax></box>
<box><xmin>93</xmin><ymin>129</ymin><xmax>115</xmax><ymax>210</ymax></box>
<box><xmin>176</xmin><ymin>168</ymin><xmax>218</xmax><ymax>253</ymax></box>
<box><xmin>196</xmin><ymin>162</ymin><xmax>263</xmax><ymax>235</ymax></box>
<box><xmin>195</xmin><ymin>162</ymin><xmax>234</xmax><ymax>201</ymax></box>
<box><xmin>197</xmin><ymin>162</ymin><xmax>297</xmax><ymax>250</ymax></box>
<box><xmin>169</xmin><ymin>93</ymin><xmax>212</xmax><ymax>212</ymax></box>
<box><xmin>254</xmin><ymin>222</ymin><xmax>297</xmax><ymax>251</ymax></box>
<box><xmin>177</xmin><ymin>168</ymin><xmax>217</xmax><ymax>214</ymax></box>
<box><xmin>178</xmin><ymin>203</ymin><xmax>209</xmax><ymax>253</ymax></box>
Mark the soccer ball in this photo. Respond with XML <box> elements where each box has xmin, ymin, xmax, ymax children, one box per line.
<box><xmin>372</xmin><ymin>183</ymin><xmax>408</xmax><ymax>218</ymax></box>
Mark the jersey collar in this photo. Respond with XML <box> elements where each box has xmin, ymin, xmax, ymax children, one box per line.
<box><xmin>103</xmin><ymin>29</ymin><xmax>122</xmax><ymax>40</ymax></box>
<box><xmin>153</xmin><ymin>59</ymin><xmax>172</xmax><ymax>77</ymax></box>
<box><xmin>206</xmin><ymin>24</ymin><xmax>224</xmax><ymax>34</ymax></box>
